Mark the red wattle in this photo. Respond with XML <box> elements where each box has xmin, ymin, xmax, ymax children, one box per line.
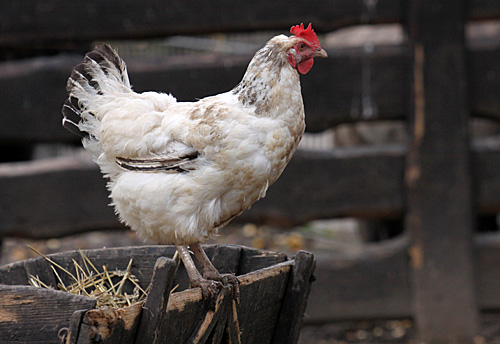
<box><xmin>297</xmin><ymin>58</ymin><xmax>314</xmax><ymax>74</ymax></box>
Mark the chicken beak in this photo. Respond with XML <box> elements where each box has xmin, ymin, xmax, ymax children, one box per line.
<box><xmin>314</xmin><ymin>48</ymin><xmax>328</xmax><ymax>58</ymax></box>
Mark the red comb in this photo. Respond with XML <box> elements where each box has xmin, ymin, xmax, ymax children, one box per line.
<box><xmin>290</xmin><ymin>23</ymin><xmax>321</xmax><ymax>49</ymax></box>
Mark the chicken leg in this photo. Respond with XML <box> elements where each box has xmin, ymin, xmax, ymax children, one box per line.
<box><xmin>175</xmin><ymin>244</ymin><xmax>222</xmax><ymax>298</ymax></box>
<box><xmin>175</xmin><ymin>244</ymin><xmax>240</xmax><ymax>302</ymax></box>
<box><xmin>190</xmin><ymin>243</ymin><xmax>240</xmax><ymax>302</ymax></box>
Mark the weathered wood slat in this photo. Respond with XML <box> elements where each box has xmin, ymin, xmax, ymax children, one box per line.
<box><xmin>2</xmin><ymin>32</ymin><xmax>500</xmax><ymax>143</ymax></box>
<box><xmin>211</xmin><ymin>245</ymin><xmax>242</xmax><ymax>275</ymax></box>
<box><xmin>158</xmin><ymin>288</ymin><xmax>208</xmax><ymax>342</ymax></box>
<box><xmin>0</xmin><ymin>155</ymin><xmax>122</xmax><ymax>238</ymax></box>
<box><xmin>0</xmin><ymin>0</ymin><xmax>403</xmax><ymax>47</ymax></box>
<box><xmin>23</xmin><ymin>254</ymin><xmax>57</xmax><ymax>288</ymax></box>
<box><xmin>306</xmin><ymin>232</ymin><xmax>500</xmax><ymax>323</ymax></box>
<box><xmin>471</xmin><ymin>0</ymin><xmax>500</xmax><ymax>20</ymax></box>
<box><xmin>244</xmin><ymin>146</ymin><xmax>405</xmax><ymax>225</ymax></box>
<box><xmin>0</xmin><ymin>46</ymin><xmax>404</xmax><ymax>143</ymax></box>
<box><xmin>0</xmin><ymin>145</ymin><xmax>404</xmax><ymax>237</ymax></box>
<box><xmin>237</xmin><ymin>246</ymin><xmax>288</xmax><ymax>275</ymax></box>
<box><xmin>1</xmin><ymin>0</ymin><xmax>498</xmax><ymax>48</ymax></box>
<box><xmin>66</xmin><ymin>310</ymin><xmax>87</xmax><ymax>344</ymax></box>
<box><xmin>405</xmin><ymin>0</ymin><xmax>479</xmax><ymax>341</ymax></box>
<box><xmin>468</xmin><ymin>38</ymin><xmax>500</xmax><ymax>122</ymax></box>
<box><xmin>186</xmin><ymin>286</ymin><xmax>232</xmax><ymax>344</ymax></box>
<box><xmin>305</xmin><ymin>235</ymin><xmax>411</xmax><ymax>322</ymax></box>
<box><xmin>75</xmin><ymin>302</ymin><xmax>143</xmax><ymax>344</ymax></box>
<box><xmin>47</xmin><ymin>246</ymin><xmax>177</xmax><ymax>291</ymax></box>
<box><xmin>135</xmin><ymin>257</ymin><xmax>177</xmax><ymax>344</ymax></box>
<box><xmin>0</xmin><ymin>246</ymin><xmax>177</xmax><ymax>291</ymax></box>
<box><xmin>273</xmin><ymin>251</ymin><xmax>315</xmax><ymax>344</ymax></box>
<box><xmin>236</xmin><ymin>260</ymin><xmax>293</xmax><ymax>343</ymax></box>
<box><xmin>476</xmin><ymin>233</ymin><xmax>500</xmax><ymax>311</ymax></box>
<box><xmin>0</xmin><ymin>257</ymin><xmax>30</xmax><ymax>285</ymax></box>
<box><xmin>473</xmin><ymin>138</ymin><xmax>500</xmax><ymax>213</ymax></box>
<box><xmin>3</xmin><ymin>139</ymin><xmax>500</xmax><ymax>237</ymax></box>
<box><xmin>0</xmin><ymin>285</ymin><xmax>96</xmax><ymax>344</ymax></box>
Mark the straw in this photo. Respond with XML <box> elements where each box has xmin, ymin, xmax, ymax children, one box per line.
<box><xmin>27</xmin><ymin>246</ymin><xmax>149</xmax><ymax>308</ymax></box>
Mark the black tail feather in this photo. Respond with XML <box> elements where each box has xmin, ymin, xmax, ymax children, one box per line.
<box><xmin>62</xmin><ymin>97</ymin><xmax>86</xmax><ymax>137</ymax></box>
<box><xmin>62</xmin><ymin>44</ymin><xmax>128</xmax><ymax>139</ymax></box>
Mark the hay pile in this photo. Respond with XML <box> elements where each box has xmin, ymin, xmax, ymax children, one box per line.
<box><xmin>28</xmin><ymin>246</ymin><xmax>149</xmax><ymax>308</ymax></box>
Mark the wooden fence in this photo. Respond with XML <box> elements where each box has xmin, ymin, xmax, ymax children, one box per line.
<box><xmin>1</xmin><ymin>0</ymin><xmax>500</xmax><ymax>342</ymax></box>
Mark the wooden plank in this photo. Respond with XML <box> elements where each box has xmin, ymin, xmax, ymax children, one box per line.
<box><xmin>472</xmin><ymin>138</ymin><xmax>500</xmax><ymax>213</ymax></box>
<box><xmin>4</xmin><ymin>139</ymin><xmax>500</xmax><ymax>239</ymax></box>
<box><xmin>303</xmin><ymin>232</ymin><xmax>500</xmax><ymax>323</ymax></box>
<box><xmin>210</xmin><ymin>245</ymin><xmax>242</xmax><ymax>275</ymax></box>
<box><xmin>0</xmin><ymin>0</ymin><xmax>498</xmax><ymax>48</ymax></box>
<box><xmin>0</xmin><ymin>284</ymin><xmax>96</xmax><ymax>344</ymax></box>
<box><xmin>471</xmin><ymin>0</ymin><xmax>500</xmax><ymax>21</ymax></box>
<box><xmin>237</xmin><ymin>246</ymin><xmax>288</xmax><ymax>275</ymax></box>
<box><xmin>0</xmin><ymin>47</ymin><xmax>404</xmax><ymax>143</ymax></box>
<box><xmin>0</xmin><ymin>145</ymin><xmax>405</xmax><ymax>238</ymax></box>
<box><xmin>0</xmin><ymin>260</ymin><xmax>30</xmax><ymax>285</ymax></box>
<box><xmin>476</xmin><ymin>233</ymin><xmax>500</xmax><ymax>311</ymax></box>
<box><xmin>135</xmin><ymin>257</ymin><xmax>177</xmax><ymax>344</ymax></box>
<box><xmin>66</xmin><ymin>310</ymin><xmax>87</xmax><ymax>344</ymax></box>
<box><xmin>236</xmin><ymin>261</ymin><xmax>292</xmax><ymax>343</ymax></box>
<box><xmin>0</xmin><ymin>155</ymin><xmax>123</xmax><ymax>238</ymax></box>
<box><xmin>128</xmin><ymin>48</ymin><xmax>406</xmax><ymax>134</ymax></box>
<box><xmin>0</xmin><ymin>55</ymin><xmax>79</xmax><ymax>143</ymax></box>
<box><xmin>405</xmin><ymin>0</ymin><xmax>479</xmax><ymax>341</ymax></box>
<box><xmin>0</xmin><ymin>245</ymin><xmax>178</xmax><ymax>287</ymax></box>
<box><xmin>157</xmin><ymin>288</ymin><xmax>209</xmax><ymax>343</ymax></box>
<box><xmin>76</xmin><ymin>302</ymin><xmax>143</xmax><ymax>344</ymax></box>
<box><xmin>23</xmin><ymin>255</ymin><xmax>57</xmax><ymax>288</ymax></box>
<box><xmin>272</xmin><ymin>251</ymin><xmax>315</xmax><ymax>344</ymax></box>
<box><xmin>2</xmin><ymin>30</ymin><xmax>500</xmax><ymax>143</ymax></box>
<box><xmin>187</xmin><ymin>286</ymin><xmax>232</xmax><ymax>344</ymax></box>
<box><xmin>241</xmin><ymin>145</ymin><xmax>405</xmax><ymax>225</ymax></box>
<box><xmin>468</xmin><ymin>34</ymin><xmax>500</xmax><ymax>124</ymax></box>
<box><xmin>0</xmin><ymin>0</ymin><xmax>402</xmax><ymax>47</ymax></box>
<box><xmin>46</xmin><ymin>246</ymin><xmax>177</xmax><ymax>290</ymax></box>
<box><xmin>304</xmin><ymin>236</ymin><xmax>411</xmax><ymax>322</ymax></box>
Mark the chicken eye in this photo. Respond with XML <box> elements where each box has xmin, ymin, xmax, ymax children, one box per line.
<box><xmin>297</xmin><ymin>42</ymin><xmax>307</xmax><ymax>51</ymax></box>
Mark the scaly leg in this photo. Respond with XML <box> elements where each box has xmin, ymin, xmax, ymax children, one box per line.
<box><xmin>190</xmin><ymin>243</ymin><xmax>240</xmax><ymax>302</ymax></box>
<box><xmin>175</xmin><ymin>244</ymin><xmax>222</xmax><ymax>298</ymax></box>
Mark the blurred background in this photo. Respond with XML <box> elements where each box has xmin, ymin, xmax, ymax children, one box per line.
<box><xmin>1</xmin><ymin>1</ymin><xmax>500</xmax><ymax>343</ymax></box>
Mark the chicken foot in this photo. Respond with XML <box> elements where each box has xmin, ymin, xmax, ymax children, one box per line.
<box><xmin>190</xmin><ymin>243</ymin><xmax>240</xmax><ymax>302</ymax></box>
<box><xmin>175</xmin><ymin>244</ymin><xmax>222</xmax><ymax>299</ymax></box>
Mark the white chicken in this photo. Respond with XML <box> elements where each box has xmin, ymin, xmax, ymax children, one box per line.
<box><xmin>62</xmin><ymin>24</ymin><xmax>327</xmax><ymax>298</ymax></box>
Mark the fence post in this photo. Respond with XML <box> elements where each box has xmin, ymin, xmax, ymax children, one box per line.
<box><xmin>405</xmin><ymin>0</ymin><xmax>479</xmax><ymax>342</ymax></box>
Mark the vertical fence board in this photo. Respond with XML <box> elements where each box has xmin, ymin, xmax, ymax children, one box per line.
<box><xmin>405</xmin><ymin>0</ymin><xmax>479</xmax><ymax>341</ymax></box>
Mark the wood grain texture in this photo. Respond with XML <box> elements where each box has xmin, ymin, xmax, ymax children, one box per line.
<box><xmin>1</xmin><ymin>30</ymin><xmax>500</xmax><ymax>143</ymax></box>
<box><xmin>1</xmin><ymin>0</ymin><xmax>498</xmax><ymax>48</ymax></box>
<box><xmin>76</xmin><ymin>303</ymin><xmax>143</xmax><ymax>344</ymax></box>
<box><xmin>405</xmin><ymin>0</ymin><xmax>479</xmax><ymax>340</ymax></box>
<box><xmin>0</xmin><ymin>48</ymin><xmax>404</xmax><ymax>144</ymax></box>
<box><xmin>0</xmin><ymin>0</ymin><xmax>402</xmax><ymax>47</ymax></box>
<box><xmin>272</xmin><ymin>251</ymin><xmax>315</xmax><ymax>344</ymax></box>
<box><xmin>135</xmin><ymin>257</ymin><xmax>177</xmax><ymax>344</ymax></box>
<box><xmin>0</xmin><ymin>285</ymin><xmax>96</xmax><ymax>344</ymax></box>
<box><xmin>236</xmin><ymin>261</ymin><xmax>292</xmax><ymax>344</ymax></box>
<box><xmin>6</xmin><ymin>140</ymin><xmax>500</xmax><ymax>238</ymax></box>
<box><xmin>304</xmin><ymin>236</ymin><xmax>412</xmax><ymax>322</ymax></box>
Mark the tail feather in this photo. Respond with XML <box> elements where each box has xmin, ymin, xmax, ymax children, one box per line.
<box><xmin>62</xmin><ymin>44</ymin><xmax>131</xmax><ymax>139</ymax></box>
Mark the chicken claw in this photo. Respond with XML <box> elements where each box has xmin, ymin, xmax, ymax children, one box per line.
<box><xmin>190</xmin><ymin>243</ymin><xmax>240</xmax><ymax>303</ymax></box>
<box><xmin>189</xmin><ymin>275</ymin><xmax>223</xmax><ymax>300</ymax></box>
<box><xmin>203</xmin><ymin>270</ymin><xmax>240</xmax><ymax>304</ymax></box>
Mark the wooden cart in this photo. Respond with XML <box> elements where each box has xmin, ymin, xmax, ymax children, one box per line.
<box><xmin>0</xmin><ymin>245</ymin><xmax>314</xmax><ymax>344</ymax></box>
